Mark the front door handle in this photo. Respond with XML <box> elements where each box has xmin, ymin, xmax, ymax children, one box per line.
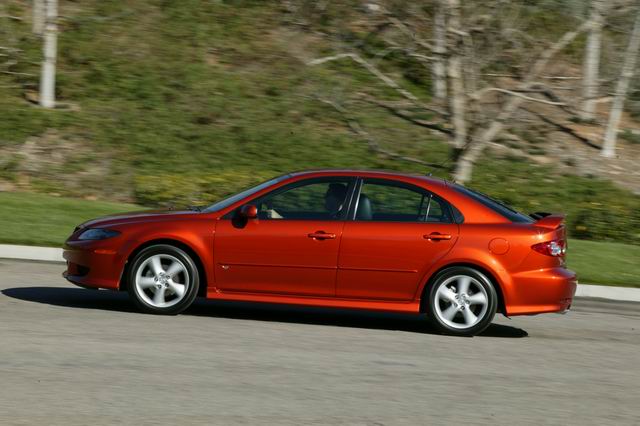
<box><xmin>308</xmin><ymin>231</ymin><xmax>336</xmax><ymax>240</ymax></box>
<box><xmin>424</xmin><ymin>232</ymin><xmax>452</xmax><ymax>241</ymax></box>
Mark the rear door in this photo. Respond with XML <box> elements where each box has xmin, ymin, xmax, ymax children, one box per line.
<box><xmin>336</xmin><ymin>178</ymin><xmax>459</xmax><ymax>300</ymax></box>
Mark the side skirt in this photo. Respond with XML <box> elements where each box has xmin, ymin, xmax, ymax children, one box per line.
<box><xmin>206</xmin><ymin>289</ymin><xmax>421</xmax><ymax>314</ymax></box>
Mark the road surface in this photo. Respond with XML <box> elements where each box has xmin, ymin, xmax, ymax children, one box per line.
<box><xmin>0</xmin><ymin>259</ymin><xmax>638</xmax><ymax>425</ymax></box>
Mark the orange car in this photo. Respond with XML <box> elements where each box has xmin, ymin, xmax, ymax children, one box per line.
<box><xmin>63</xmin><ymin>170</ymin><xmax>576</xmax><ymax>336</ymax></box>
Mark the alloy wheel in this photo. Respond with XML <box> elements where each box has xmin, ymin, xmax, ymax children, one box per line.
<box><xmin>134</xmin><ymin>254</ymin><xmax>190</xmax><ymax>308</ymax></box>
<box><xmin>433</xmin><ymin>275</ymin><xmax>489</xmax><ymax>330</ymax></box>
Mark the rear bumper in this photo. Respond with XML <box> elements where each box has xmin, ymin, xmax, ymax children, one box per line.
<box><xmin>505</xmin><ymin>267</ymin><xmax>577</xmax><ymax>316</ymax></box>
<box><xmin>62</xmin><ymin>242</ymin><xmax>123</xmax><ymax>290</ymax></box>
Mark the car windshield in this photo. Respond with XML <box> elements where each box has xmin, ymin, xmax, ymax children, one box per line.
<box><xmin>452</xmin><ymin>184</ymin><xmax>534</xmax><ymax>223</ymax></box>
<box><xmin>203</xmin><ymin>174</ymin><xmax>290</xmax><ymax>213</ymax></box>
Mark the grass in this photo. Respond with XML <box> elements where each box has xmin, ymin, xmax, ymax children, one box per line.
<box><xmin>568</xmin><ymin>240</ymin><xmax>640</xmax><ymax>288</ymax></box>
<box><xmin>0</xmin><ymin>192</ymin><xmax>637</xmax><ymax>287</ymax></box>
<box><xmin>0</xmin><ymin>192</ymin><xmax>140</xmax><ymax>247</ymax></box>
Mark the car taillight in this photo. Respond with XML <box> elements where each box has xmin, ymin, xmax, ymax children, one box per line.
<box><xmin>532</xmin><ymin>239</ymin><xmax>566</xmax><ymax>257</ymax></box>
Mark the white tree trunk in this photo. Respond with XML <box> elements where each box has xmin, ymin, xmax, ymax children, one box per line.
<box><xmin>581</xmin><ymin>0</ymin><xmax>605</xmax><ymax>121</ymax></box>
<box><xmin>444</xmin><ymin>0</ymin><xmax>466</xmax><ymax>149</ymax></box>
<box><xmin>39</xmin><ymin>0</ymin><xmax>57</xmax><ymax>109</ymax></box>
<box><xmin>32</xmin><ymin>0</ymin><xmax>45</xmax><ymax>35</ymax></box>
<box><xmin>601</xmin><ymin>9</ymin><xmax>640</xmax><ymax>158</ymax></box>
<box><xmin>432</xmin><ymin>4</ymin><xmax>447</xmax><ymax>100</ymax></box>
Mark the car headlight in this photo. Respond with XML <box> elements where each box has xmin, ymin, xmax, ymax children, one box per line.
<box><xmin>77</xmin><ymin>228</ymin><xmax>120</xmax><ymax>241</ymax></box>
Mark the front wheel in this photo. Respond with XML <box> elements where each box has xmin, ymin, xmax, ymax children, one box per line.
<box><xmin>426</xmin><ymin>267</ymin><xmax>497</xmax><ymax>336</ymax></box>
<box><xmin>128</xmin><ymin>244</ymin><xmax>199</xmax><ymax>315</ymax></box>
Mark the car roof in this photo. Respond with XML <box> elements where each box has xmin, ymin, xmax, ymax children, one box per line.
<box><xmin>288</xmin><ymin>169</ymin><xmax>449</xmax><ymax>186</ymax></box>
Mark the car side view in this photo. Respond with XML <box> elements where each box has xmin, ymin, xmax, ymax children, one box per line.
<box><xmin>63</xmin><ymin>170</ymin><xmax>576</xmax><ymax>336</ymax></box>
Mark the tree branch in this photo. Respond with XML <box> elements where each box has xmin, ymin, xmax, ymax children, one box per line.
<box><xmin>314</xmin><ymin>96</ymin><xmax>447</xmax><ymax>169</ymax></box>
<box><xmin>522</xmin><ymin>107</ymin><xmax>601</xmax><ymax>150</ymax></box>
<box><xmin>357</xmin><ymin>94</ymin><xmax>453</xmax><ymax>136</ymax></box>
<box><xmin>471</xmin><ymin>87</ymin><xmax>567</xmax><ymax>106</ymax></box>
<box><xmin>308</xmin><ymin>52</ymin><xmax>446</xmax><ymax>116</ymax></box>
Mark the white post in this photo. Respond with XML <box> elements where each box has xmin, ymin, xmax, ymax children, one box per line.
<box><xmin>39</xmin><ymin>0</ymin><xmax>57</xmax><ymax>109</ymax></box>
<box><xmin>602</xmin><ymin>9</ymin><xmax>640</xmax><ymax>158</ymax></box>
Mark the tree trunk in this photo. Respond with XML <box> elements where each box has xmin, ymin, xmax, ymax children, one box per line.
<box><xmin>432</xmin><ymin>4</ymin><xmax>447</xmax><ymax>100</ymax></box>
<box><xmin>32</xmin><ymin>0</ymin><xmax>45</xmax><ymax>35</ymax></box>
<box><xmin>453</xmin><ymin>19</ymin><xmax>594</xmax><ymax>183</ymax></box>
<box><xmin>602</xmin><ymin>9</ymin><xmax>640</xmax><ymax>158</ymax></box>
<box><xmin>444</xmin><ymin>0</ymin><xmax>466</xmax><ymax>149</ymax></box>
<box><xmin>581</xmin><ymin>0</ymin><xmax>605</xmax><ymax>121</ymax></box>
<box><xmin>39</xmin><ymin>0</ymin><xmax>57</xmax><ymax>109</ymax></box>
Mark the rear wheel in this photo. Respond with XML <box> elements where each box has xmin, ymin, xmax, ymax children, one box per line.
<box><xmin>128</xmin><ymin>244</ymin><xmax>199</xmax><ymax>315</ymax></box>
<box><xmin>426</xmin><ymin>267</ymin><xmax>497</xmax><ymax>336</ymax></box>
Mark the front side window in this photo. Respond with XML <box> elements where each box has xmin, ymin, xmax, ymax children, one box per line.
<box><xmin>254</xmin><ymin>178</ymin><xmax>352</xmax><ymax>220</ymax></box>
<box><xmin>355</xmin><ymin>180</ymin><xmax>453</xmax><ymax>223</ymax></box>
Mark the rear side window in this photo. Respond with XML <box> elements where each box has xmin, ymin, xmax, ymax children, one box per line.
<box><xmin>452</xmin><ymin>184</ymin><xmax>533</xmax><ymax>223</ymax></box>
<box><xmin>355</xmin><ymin>180</ymin><xmax>454</xmax><ymax>223</ymax></box>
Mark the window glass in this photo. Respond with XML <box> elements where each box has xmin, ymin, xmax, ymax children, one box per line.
<box><xmin>204</xmin><ymin>174</ymin><xmax>289</xmax><ymax>212</ymax></box>
<box><xmin>356</xmin><ymin>180</ymin><xmax>452</xmax><ymax>223</ymax></box>
<box><xmin>255</xmin><ymin>179</ymin><xmax>351</xmax><ymax>220</ymax></box>
<box><xmin>424</xmin><ymin>196</ymin><xmax>452</xmax><ymax>223</ymax></box>
<box><xmin>452</xmin><ymin>184</ymin><xmax>533</xmax><ymax>223</ymax></box>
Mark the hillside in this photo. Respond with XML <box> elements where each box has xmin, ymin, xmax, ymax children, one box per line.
<box><xmin>1</xmin><ymin>0</ymin><xmax>639</xmax><ymax>244</ymax></box>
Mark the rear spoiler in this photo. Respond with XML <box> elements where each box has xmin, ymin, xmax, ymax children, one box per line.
<box><xmin>531</xmin><ymin>212</ymin><xmax>565</xmax><ymax>230</ymax></box>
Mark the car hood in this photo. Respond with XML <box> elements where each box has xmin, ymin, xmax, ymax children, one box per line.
<box><xmin>77</xmin><ymin>209</ymin><xmax>201</xmax><ymax>230</ymax></box>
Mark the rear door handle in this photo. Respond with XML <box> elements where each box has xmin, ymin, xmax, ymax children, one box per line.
<box><xmin>424</xmin><ymin>232</ymin><xmax>452</xmax><ymax>241</ymax></box>
<box><xmin>308</xmin><ymin>231</ymin><xmax>336</xmax><ymax>240</ymax></box>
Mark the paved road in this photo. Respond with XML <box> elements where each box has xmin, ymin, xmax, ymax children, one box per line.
<box><xmin>0</xmin><ymin>259</ymin><xmax>638</xmax><ymax>425</ymax></box>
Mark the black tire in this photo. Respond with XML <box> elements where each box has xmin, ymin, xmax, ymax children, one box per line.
<box><xmin>127</xmin><ymin>244</ymin><xmax>199</xmax><ymax>315</ymax></box>
<box><xmin>426</xmin><ymin>266</ymin><xmax>497</xmax><ymax>336</ymax></box>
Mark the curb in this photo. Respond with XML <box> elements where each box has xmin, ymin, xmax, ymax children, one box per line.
<box><xmin>0</xmin><ymin>244</ymin><xmax>638</xmax><ymax>302</ymax></box>
<box><xmin>0</xmin><ymin>244</ymin><xmax>64</xmax><ymax>263</ymax></box>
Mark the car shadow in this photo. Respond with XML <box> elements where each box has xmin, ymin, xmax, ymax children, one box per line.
<box><xmin>1</xmin><ymin>286</ymin><xmax>528</xmax><ymax>338</ymax></box>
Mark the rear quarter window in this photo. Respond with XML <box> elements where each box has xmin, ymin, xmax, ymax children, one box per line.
<box><xmin>452</xmin><ymin>184</ymin><xmax>533</xmax><ymax>223</ymax></box>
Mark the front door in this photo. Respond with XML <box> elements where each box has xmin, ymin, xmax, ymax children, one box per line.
<box><xmin>337</xmin><ymin>179</ymin><xmax>459</xmax><ymax>300</ymax></box>
<box><xmin>214</xmin><ymin>177</ymin><xmax>355</xmax><ymax>296</ymax></box>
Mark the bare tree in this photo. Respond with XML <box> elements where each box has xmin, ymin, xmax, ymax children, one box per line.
<box><xmin>39</xmin><ymin>0</ymin><xmax>57</xmax><ymax>108</ymax></box>
<box><xmin>432</xmin><ymin>3</ymin><xmax>447</xmax><ymax>100</ymax></box>
<box><xmin>32</xmin><ymin>0</ymin><xmax>45</xmax><ymax>35</ymax></box>
<box><xmin>454</xmin><ymin>19</ymin><xmax>594</xmax><ymax>182</ymax></box>
<box><xmin>581</xmin><ymin>0</ymin><xmax>606</xmax><ymax>122</ymax></box>
<box><xmin>308</xmin><ymin>2</ymin><xmax>599</xmax><ymax>183</ymax></box>
<box><xmin>602</xmin><ymin>7</ymin><xmax>640</xmax><ymax>158</ymax></box>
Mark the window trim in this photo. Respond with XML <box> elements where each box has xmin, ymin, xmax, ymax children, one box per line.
<box><xmin>349</xmin><ymin>178</ymin><xmax>457</xmax><ymax>224</ymax></box>
<box><xmin>223</xmin><ymin>176</ymin><xmax>357</xmax><ymax>221</ymax></box>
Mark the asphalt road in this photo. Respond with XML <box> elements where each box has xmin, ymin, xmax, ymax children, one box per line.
<box><xmin>0</xmin><ymin>259</ymin><xmax>638</xmax><ymax>426</ymax></box>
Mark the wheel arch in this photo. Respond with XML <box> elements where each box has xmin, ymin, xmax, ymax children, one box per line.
<box><xmin>119</xmin><ymin>238</ymin><xmax>208</xmax><ymax>298</ymax></box>
<box><xmin>418</xmin><ymin>262</ymin><xmax>507</xmax><ymax>315</ymax></box>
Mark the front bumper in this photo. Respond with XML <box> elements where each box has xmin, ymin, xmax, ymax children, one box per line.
<box><xmin>504</xmin><ymin>267</ymin><xmax>577</xmax><ymax>316</ymax></box>
<box><xmin>62</xmin><ymin>242</ymin><xmax>124</xmax><ymax>290</ymax></box>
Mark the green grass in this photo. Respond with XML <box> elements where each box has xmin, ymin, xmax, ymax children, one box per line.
<box><xmin>0</xmin><ymin>192</ymin><xmax>140</xmax><ymax>247</ymax></box>
<box><xmin>568</xmin><ymin>240</ymin><xmax>640</xmax><ymax>288</ymax></box>
<box><xmin>0</xmin><ymin>192</ymin><xmax>637</xmax><ymax>287</ymax></box>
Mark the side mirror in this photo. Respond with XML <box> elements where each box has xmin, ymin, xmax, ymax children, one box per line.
<box><xmin>239</xmin><ymin>204</ymin><xmax>258</xmax><ymax>219</ymax></box>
